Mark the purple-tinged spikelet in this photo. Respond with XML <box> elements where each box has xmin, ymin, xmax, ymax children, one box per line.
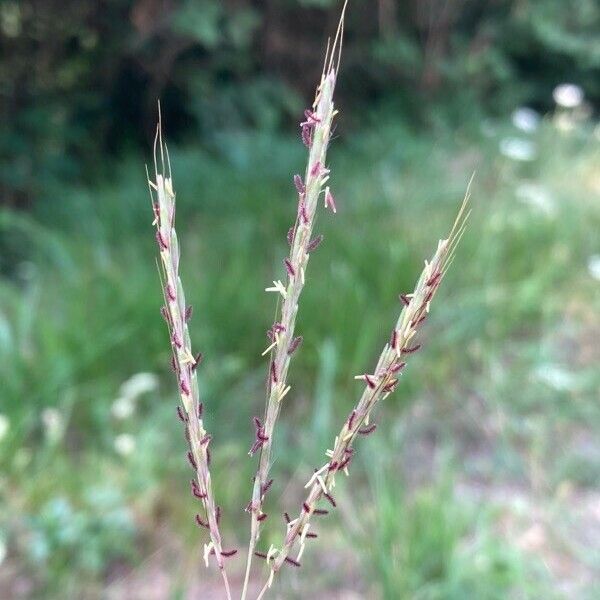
<box><xmin>390</xmin><ymin>361</ymin><xmax>406</xmax><ymax>373</ymax></box>
<box><xmin>287</xmin><ymin>336</ymin><xmax>303</xmax><ymax>355</ymax></box>
<box><xmin>302</xmin><ymin>502</ymin><xmax>311</xmax><ymax>513</ymax></box>
<box><xmin>160</xmin><ymin>306</ymin><xmax>171</xmax><ymax>324</ymax></box>
<box><xmin>284</xmin><ymin>258</ymin><xmax>295</xmax><ymax>277</ymax></box>
<box><xmin>257</xmin><ymin>513</ymin><xmax>268</xmax><ymax>522</ymax></box>
<box><xmin>364</xmin><ymin>373</ymin><xmax>377</xmax><ymax>389</ymax></box>
<box><xmin>285</xmin><ymin>556</ymin><xmax>301</xmax><ymax>567</ymax></box>
<box><xmin>310</xmin><ymin>161</ymin><xmax>321</xmax><ymax>177</ymax></box>
<box><xmin>261</xmin><ymin>478</ymin><xmax>274</xmax><ymax>496</ymax></box>
<box><xmin>402</xmin><ymin>344</ymin><xmax>422</xmax><ymax>354</ymax></box>
<box><xmin>313</xmin><ymin>508</ymin><xmax>329</xmax><ymax>516</ymax></box>
<box><xmin>172</xmin><ymin>331</ymin><xmax>183</xmax><ymax>350</ymax></box>
<box><xmin>283</xmin><ymin>512</ymin><xmax>291</xmax><ymax>524</ymax></box>
<box><xmin>195</xmin><ymin>514</ymin><xmax>210</xmax><ymax>529</ymax></box>
<box><xmin>191</xmin><ymin>352</ymin><xmax>203</xmax><ymax>372</ymax></box>
<box><xmin>298</xmin><ymin>201</ymin><xmax>309</xmax><ymax>224</ymax></box>
<box><xmin>358</xmin><ymin>424</ymin><xmax>377</xmax><ymax>435</ymax></box>
<box><xmin>180</xmin><ymin>378</ymin><xmax>190</xmax><ymax>396</ymax></box>
<box><xmin>197</xmin><ymin>402</ymin><xmax>203</xmax><ymax>419</ymax></box>
<box><xmin>294</xmin><ymin>174</ymin><xmax>305</xmax><ymax>195</ymax></box>
<box><xmin>156</xmin><ymin>230</ymin><xmax>168</xmax><ymax>250</ymax></box>
<box><xmin>411</xmin><ymin>314</ymin><xmax>427</xmax><ymax>327</ymax></box>
<box><xmin>347</xmin><ymin>410</ymin><xmax>356</xmax><ymax>431</ymax></box>
<box><xmin>399</xmin><ymin>293</ymin><xmax>411</xmax><ymax>306</ymax></box>
<box><xmin>200</xmin><ymin>434</ymin><xmax>212</xmax><ymax>446</ymax></box>
<box><xmin>324</xmin><ymin>188</ymin><xmax>337</xmax><ymax>213</ymax></box>
<box><xmin>216</xmin><ymin>505</ymin><xmax>221</xmax><ymax>524</ymax></box>
<box><xmin>254</xmin><ymin>551</ymin><xmax>268</xmax><ymax>560</ymax></box>
<box><xmin>221</xmin><ymin>549</ymin><xmax>238</xmax><ymax>558</ymax></box>
<box><xmin>270</xmin><ymin>360</ymin><xmax>278</xmax><ymax>384</ymax></box>
<box><xmin>324</xmin><ymin>493</ymin><xmax>337</xmax><ymax>507</ymax></box>
<box><xmin>427</xmin><ymin>271</ymin><xmax>442</xmax><ymax>287</ymax></box>
<box><xmin>287</xmin><ymin>227</ymin><xmax>295</xmax><ymax>245</ymax></box>
<box><xmin>166</xmin><ymin>284</ymin><xmax>176</xmax><ymax>302</ymax></box>
<box><xmin>307</xmin><ymin>234</ymin><xmax>324</xmax><ymax>252</ymax></box>
<box><xmin>187</xmin><ymin>451</ymin><xmax>197</xmax><ymax>470</ymax></box>
<box><xmin>177</xmin><ymin>405</ymin><xmax>188</xmax><ymax>422</ymax></box>
<box><xmin>390</xmin><ymin>329</ymin><xmax>398</xmax><ymax>350</ymax></box>
<box><xmin>184</xmin><ymin>305</ymin><xmax>193</xmax><ymax>322</ymax></box>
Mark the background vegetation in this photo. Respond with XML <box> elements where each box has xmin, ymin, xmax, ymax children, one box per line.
<box><xmin>1</xmin><ymin>1</ymin><xmax>599</xmax><ymax>598</ymax></box>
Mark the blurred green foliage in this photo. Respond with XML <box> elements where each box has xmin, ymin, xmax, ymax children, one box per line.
<box><xmin>1</xmin><ymin>0</ymin><xmax>599</xmax><ymax>207</ymax></box>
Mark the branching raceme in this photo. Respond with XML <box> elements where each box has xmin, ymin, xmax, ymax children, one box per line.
<box><xmin>147</xmin><ymin>3</ymin><xmax>471</xmax><ymax>599</ymax></box>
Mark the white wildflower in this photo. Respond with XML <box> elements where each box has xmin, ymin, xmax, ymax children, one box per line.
<box><xmin>111</xmin><ymin>396</ymin><xmax>135</xmax><ymax>420</ymax></box>
<box><xmin>515</xmin><ymin>182</ymin><xmax>555</xmax><ymax>216</ymax></box>
<box><xmin>499</xmin><ymin>138</ymin><xmax>537</xmax><ymax>161</ymax></box>
<box><xmin>42</xmin><ymin>408</ymin><xmax>64</xmax><ymax>442</ymax></box>
<box><xmin>534</xmin><ymin>364</ymin><xmax>577</xmax><ymax>392</ymax></box>
<box><xmin>511</xmin><ymin>107</ymin><xmax>540</xmax><ymax>133</ymax></box>
<box><xmin>114</xmin><ymin>434</ymin><xmax>136</xmax><ymax>456</ymax></box>
<box><xmin>119</xmin><ymin>372</ymin><xmax>158</xmax><ymax>400</ymax></box>
<box><xmin>587</xmin><ymin>255</ymin><xmax>600</xmax><ymax>281</ymax></box>
<box><xmin>553</xmin><ymin>83</ymin><xmax>584</xmax><ymax>109</ymax></box>
<box><xmin>0</xmin><ymin>414</ymin><xmax>9</xmax><ymax>441</ymax></box>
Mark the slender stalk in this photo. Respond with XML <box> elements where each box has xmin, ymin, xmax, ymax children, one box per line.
<box><xmin>149</xmin><ymin>115</ymin><xmax>233</xmax><ymax>600</ymax></box>
<box><xmin>240</xmin><ymin>11</ymin><xmax>348</xmax><ymax>598</ymax></box>
<box><xmin>252</xmin><ymin>192</ymin><xmax>471</xmax><ymax>597</ymax></box>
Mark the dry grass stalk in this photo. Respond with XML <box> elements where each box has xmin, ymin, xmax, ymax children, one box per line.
<box><xmin>148</xmin><ymin>114</ymin><xmax>234</xmax><ymax>600</ymax></box>
<box><xmin>251</xmin><ymin>193</ymin><xmax>471</xmax><ymax>599</ymax></box>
